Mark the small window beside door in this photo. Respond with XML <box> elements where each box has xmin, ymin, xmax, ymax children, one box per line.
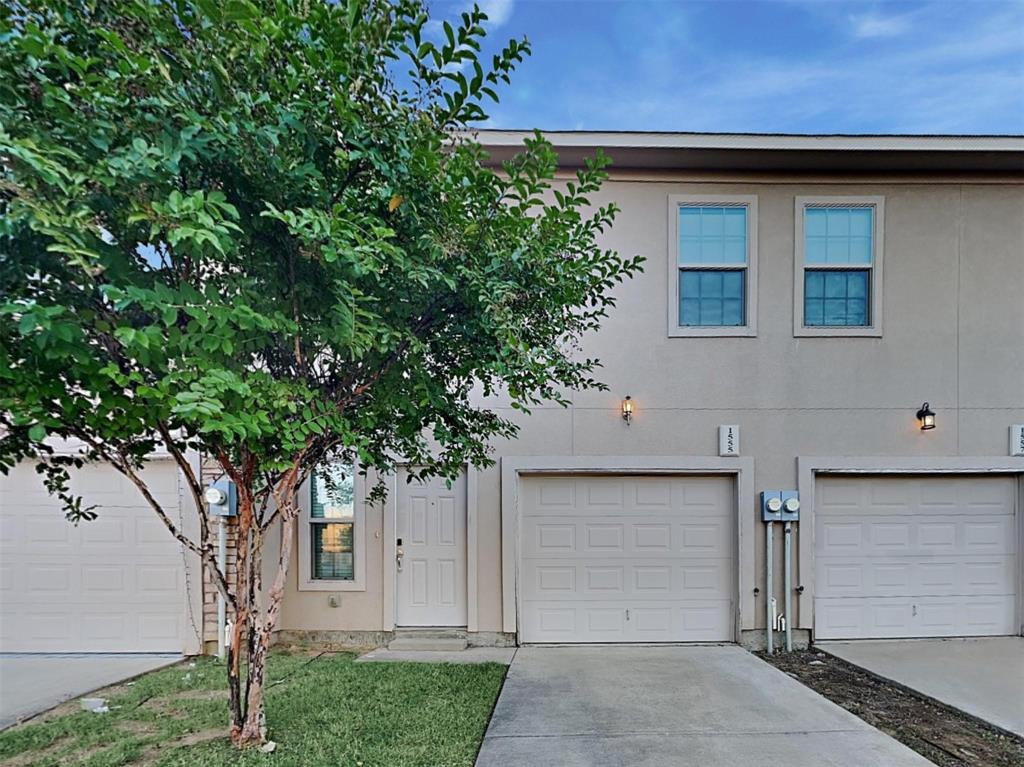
<box><xmin>299</xmin><ymin>460</ymin><xmax>365</xmax><ymax>591</ymax></box>
<box><xmin>310</xmin><ymin>463</ymin><xmax>355</xmax><ymax>580</ymax></box>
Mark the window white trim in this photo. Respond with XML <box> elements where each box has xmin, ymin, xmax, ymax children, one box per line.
<box><xmin>794</xmin><ymin>195</ymin><xmax>885</xmax><ymax>337</ymax></box>
<box><xmin>667</xmin><ymin>194</ymin><xmax>758</xmax><ymax>337</ymax></box>
<box><xmin>298</xmin><ymin>465</ymin><xmax>366</xmax><ymax>592</ymax></box>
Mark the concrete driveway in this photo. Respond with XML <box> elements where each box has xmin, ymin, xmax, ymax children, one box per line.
<box><xmin>0</xmin><ymin>653</ymin><xmax>181</xmax><ymax>729</ymax></box>
<box><xmin>476</xmin><ymin>646</ymin><xmax>933</xmax><ymax>767</ymax></box>
<box><xmin>820</xmin><ymin>637</ymin><xmax>1024</xmax><ymax>737</ymax></box>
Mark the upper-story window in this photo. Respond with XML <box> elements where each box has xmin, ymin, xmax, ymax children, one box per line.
<box><xmin>795</xmin><ymin>196</ymin><xmax>884</xmax><ymax>337</ymax></box>
<box><xmin>668</xmin><ymin>195</ymin><xmax>758</xmax><ymax>337</ymax></box>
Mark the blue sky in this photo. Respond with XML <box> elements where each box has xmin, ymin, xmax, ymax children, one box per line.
<box><xmin>431</xmin><ymin>0</ymin><xmax>1024</xmax><ymax>134</ymax></box>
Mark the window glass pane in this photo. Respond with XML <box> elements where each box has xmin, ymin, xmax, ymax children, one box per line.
<box><xmin>679</xmin><ymin>208</ymin><xmax>702</xmax><ymax>237</ymax></box>
<box><xmin>721</xmin><ymin>270</ymin><xmax>743</xmax><ymax>297</ymax></box>
<box><xmin>678</xmin><ymin>206</ymin><xmax>747</xmax><ymax>265</ymax></box>
<box><xmin>805</xmin><ymin>206</ymin><xmax>873</xmax><ymax>265</ymax></box>
<box><xmin>701</xmin><ymin>238</ymin><xmax>725</xmax><ymax>264</ymax></box>
<box><xmin>805</xmin><ymin>298</ymin><xmax>824</xmax><ymax>326</ymax></box>
<box><xmin>824</xmin><ymin>299</ymin><xmax>847</xmax><ymax>325</ymax></box>
<box><xmin>849</xmin><ymin>208</ymin><xmax>872</xmax><ymax>236</ymax></box>
<box><xmin>700</xmin><ymin>298</ymin><xmax>723</xmax><ymax>325</ymax></box>
<box><xmin>824</xmin><ymin>272</ymin><xmax>847</xmax><ymax>298</ymax></box>
<box><xmin>847</xmin><ymin>298</ymin><xmax>867</xmax><ymax>325</ymax></box>
<box><xmin>848</xmin><ymin>237</ymin><xmax>872</xmax><ymax>263</ymax></box>
<box><xmin>680</xmin><ymin>291</ymin><xmax>701</xmax><ymax>325</ymax></box>
<box><xmin>722</xmin><ymin>299</ymin><xmax>743</xmax><ymax>326</ymax></box>
<box><xmin>312</xmin><ymin>523</ymin><xmax>353</xmax><ymax>580</ymax></box>
<box><xmin>722</xmin><ymin>238</ymin><xmax>746</xmax><ymax>263</ymax></box>
<box><xmin>826</xmin><ymin>208</ymin><xmax>850</xmax><ymax>236</ymax></box>
<box><xmin>311</xmin><ymin>462</ymin><xmax>354</xmax><ymax>519</ymax></box>
<box><xmin>826</xmin><ymin>239</ymin><xmax>850</xmax><ymax>264</ymax></box>
<box><xmin>805</xmin><ymin>271</ymin><xmax>824</xmax><ymax>298</ymax></box>
<box><xmin>804</xmin><ymin>270</ymin><xmax>870</xmax><ymax>327</ymax></box>
<box><xmin>700</xmin><ymin>271</ymin><xmax>723</xmax><ymax>298</ymax></box>
<box><xmin>805</xmin><ymin>208</ymin><xmax>828</xmax><ymax>237</ymax></box>
<box><xmin>722</xmin><ymin>207</ymin><xmax>746</xmax><ymax>236</ymax></box>
<box><xmin>679</xmin><ymin>269</ymin><xmax>745</xmax><ymax>327</ymax></box>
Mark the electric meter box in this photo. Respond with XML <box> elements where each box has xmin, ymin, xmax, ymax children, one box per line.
<box><xmin>761</xmin><ymin>490</ymin><xmax>800</xmax><ymax>522</ymax></box>
<box><xmin>206</xmin><ymin>478</ymin><xmax>237</xmax><ymax>517</ymax></box>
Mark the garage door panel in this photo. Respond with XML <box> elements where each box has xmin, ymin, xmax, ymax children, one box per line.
<box><xmin>521</xmin><ymin>558</ymin><xmax>733</xmax><ymax>601</ymax></box>
<box><xmin>524</xmin><ymin>600</ymin><xmax>733</xmax><ymax>643</ymax></box>
<box><xmin>816</xmin><ymin>595</ymin><xmax>1016</xmax><ymax>639</ymax></box>
<box><xmin>522</xmin><ymin>518</ymin><xmax>731</xmax><ymax>559</ymax></box>
<box><xmin>818</xmin><ymin>557</ymin><xmax>1016</xmax><ymax>598</ymax></box>
<box><xmin>815</xmin><ymin>475</ymin><xmax>1018</xmax><ymax>640</ymax></box>
<box><xmin>525</xmin><ymin>477</ymin><xmax>731</xmax><ymax>517</ymax></box>
<box><xmin>818</xmin><ymin>476</ymin><xmax>1016</xmax><ymax>518</ymax></box>
<box><xmin>817</xmin><ymin>515</ymin><xmax>1015</xmax><ymax>558</ymax></box>
<box><xmin>520</xmin><ymin>475</ymin><xmax>735</xmax><ymax>644</ymax></box>
<box><xmin>0</xmin><ymin>462</ymin><xmax>187</xmax><ymax>652</ymax></box>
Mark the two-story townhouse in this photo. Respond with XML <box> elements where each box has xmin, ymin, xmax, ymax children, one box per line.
<box><xmin>278</xmin><ymin>132</ymin><xmax>1024</xmax><ymax>651</ymax></box>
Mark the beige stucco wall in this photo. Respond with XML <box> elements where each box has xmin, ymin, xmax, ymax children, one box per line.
<box><xmin>278</xmin><ymin>172</ymin><xmax>1024</xmax><ymax>639</ymax></box>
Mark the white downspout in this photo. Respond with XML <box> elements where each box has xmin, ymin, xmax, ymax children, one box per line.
<box><xmin>784</xmin><ymin>521</ymin><xmax>793</xmax><ymax>653</ymax></box>
<box><xmin>216</xmin><ymin>517</ymin><xmax>227</xmax><ymax>659</ymax></box>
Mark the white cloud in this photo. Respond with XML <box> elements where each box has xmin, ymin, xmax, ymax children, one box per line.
<box><xmin>477</xmin><ymin>0</ymin><xmax>515</xmax><ymax>29</ymax></box>
<box><xmin>849</xmin><ymin>12</ymin><xmax>912</xmax><ymax>39</ymax></box>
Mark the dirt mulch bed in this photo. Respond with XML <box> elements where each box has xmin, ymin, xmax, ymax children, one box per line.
<box><xmin>760</xmin><ymin>649</ymin><xmax>1024</xmax><ymax>767</ymax></box>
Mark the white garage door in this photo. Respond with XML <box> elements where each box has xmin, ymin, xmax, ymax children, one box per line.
<box><xmin>815</xmin><ymin>475</ymin><xmax>1018</xmax><ymax>640</ymax></box>
<box><xmin>519</xmin><ymin>475</ymin><xmax>735</xmax><ymax>643</ymax></box>
<box><xmin>0</xmin><ymin>462</ymin><xmax>189</xmax><ymax>652</ymax></box>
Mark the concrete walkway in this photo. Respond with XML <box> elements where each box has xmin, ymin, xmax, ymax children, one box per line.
<box><xmin>819</xmin><ymin>637</ymin><xmax>1024</xmax><ymax>737</ymax></box>
<box><xmin>357</xmin><ymin>647</ymin><xmax>516</xmax><ymax>664</ymax></box>
<box><xmin>0</xmin><ymin>653</ymin><xmax>181</xmax><ymax>729</ymax></box>
<box><xmin>476</xmin><ymin>646</ymin><xmax>933</xmax><ymax>767</ymax></box>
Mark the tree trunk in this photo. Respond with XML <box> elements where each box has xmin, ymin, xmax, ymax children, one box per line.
<box><xmin>228</xmin><ymin>490</ymin><xmax>254</xmax><ymax>746</ymax></box>
<box><xmin>227</xmin><ymin>485</ymin><xmax>300</xmax><ymax>748</ymax></box>
<box><xmin>238</xmin><ymin>626</ymin><xmax>270</xmax><ymax>744</ymax></box>
<box><xmin>227</xmin><ymin>610</ymin><xmax>247</xmax><ymax>743</ymax></box>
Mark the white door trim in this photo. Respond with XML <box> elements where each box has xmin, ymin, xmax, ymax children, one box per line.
<box><xmin>382</xmin><ymin>465</ymin><xmax>478</xmax><ymax>632</ymax></box>
<box><xmin>796</xmin><ymin>456</ymin><xmax>1024</xmax><ymax>635</ymax></box>
<box><xmin>501</xmin><ymin>455</ymin><xmax>755</xmax><ymax>642</ymax></box>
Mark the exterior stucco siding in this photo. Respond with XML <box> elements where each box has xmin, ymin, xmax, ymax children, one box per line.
<box><xmin>273</xmin><ymin>171</ymin><xmax>1024</xmax><ymax>642</ymax></box>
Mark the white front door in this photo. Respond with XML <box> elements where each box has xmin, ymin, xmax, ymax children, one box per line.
<box><xmin>396</xmin><ymin>470</ymin><xmax>468</xmax><ymax>627</ymax></box>
<box><xmin>815</xmin><ymin>475</ymin><xmax>1018</xmax><ymax>639</ymax></box>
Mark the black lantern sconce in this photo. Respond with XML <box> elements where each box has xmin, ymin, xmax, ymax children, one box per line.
<box><xmin>916</xmin><ymin>402</ymin><xmax>936</xmax><ymax>431</ymax></box>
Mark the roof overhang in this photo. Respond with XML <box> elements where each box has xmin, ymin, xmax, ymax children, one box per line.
<box><xmin>473</xmin><ymin>130</ymin><xmax>1024</xmax><ymax>174</ymax></box>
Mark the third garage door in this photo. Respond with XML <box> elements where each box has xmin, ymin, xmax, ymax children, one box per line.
<box><xmin>519</xmin><ymin>474</ymin><xmax>735</xmax><ymax>643</ymax></box>
<box><xmin>815</xmin><ymin>475</ymin><xmax>1018</xmax><ymax>639</ymax></box>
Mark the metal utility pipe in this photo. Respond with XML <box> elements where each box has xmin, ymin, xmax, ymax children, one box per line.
<box><xmin>784</xmin><ymin>521</ymin><xmax>793</xmax><ymax>653</ymax></box>
<box><xmin>765</xmin><ymin>521</ymin><xmax>774</xmax><ymax>654</ymax></box>
<box><xmin>216</xmin><ymin>517</ymin><xmax>227</xmax><ymax>659</ymax></box>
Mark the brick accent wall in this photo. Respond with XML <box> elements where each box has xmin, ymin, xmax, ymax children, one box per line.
<box><xmin>201</xmin><ymin>456</ymin><xmax>237</xmax><ymax>649</ymax></box>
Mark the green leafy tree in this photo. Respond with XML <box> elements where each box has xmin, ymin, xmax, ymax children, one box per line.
<box><xmin>0</xmin><ymin>0</ymin><xmax>642</xmax><ymax>746</ymax></box>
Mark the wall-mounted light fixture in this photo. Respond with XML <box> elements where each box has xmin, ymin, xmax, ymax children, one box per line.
<box><xmin>621</xmin><ymin>396</ymin><xmax>634</xmax><ymax>425</ymax></box>
<box><xmin>916</xmin><ymin>402</ymin><xmax>936</xmax><ymax>431</ymax></box>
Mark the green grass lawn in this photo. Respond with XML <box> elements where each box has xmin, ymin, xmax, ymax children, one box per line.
<box><xmin>0</xmin><ymin>650</ymin><xmax>507</xmax><ymax>767</ymax></box>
